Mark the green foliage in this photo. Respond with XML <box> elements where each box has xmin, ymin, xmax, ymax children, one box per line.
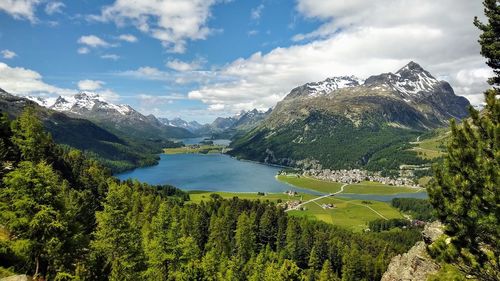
<box><xmin>10</xmin><ymin>107</ymin><xmax>53</xmax><ymax>163</ymax></box>
<box><xmin>368</xmin><ymin>218</ymin><xmax>411</xmax><ymax>232</ymax></box>
<box><xmin>474</xmin><ymin>0</ymin><xmax>500</xmax><ymax>86</ymax></box>
<box><xmin>391</xmin><ymin>198</ymin><xmax>436</xmax><ymax>221</ymax></box>
<box><xmin>230</xmin><ymin>111</ymin><xmax>428</xmax><ymax>173</ymax></box>
<box><xmin>428</xmin><ymin>2</ymin><xmax>500</xmax><ymax>277</ymax></box>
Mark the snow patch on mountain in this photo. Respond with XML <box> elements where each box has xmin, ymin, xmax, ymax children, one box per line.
<box><xmin>307</xmin><ymin>76</ymin><xmax>363</xmax><ymax>97</ymax></box>
<box><xmin>29</xmin><ymin>92</ymin><xmax>132</xmax><ymax>116</ymax></box>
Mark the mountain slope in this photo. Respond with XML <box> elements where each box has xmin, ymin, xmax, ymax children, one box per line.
<box><xmin>0</xmin><ymin>89</ymin><xmax>176</xmax><ymax>172</ymax></box>
<box><xmin>229</xmin><ymin>62</ymin><xmax>470</xmax><ymax>172</ymax></box>
<box><xmin>28</xmin><ymin>92</ymin><xmax>194</xmax><ymax>140</ymax></box>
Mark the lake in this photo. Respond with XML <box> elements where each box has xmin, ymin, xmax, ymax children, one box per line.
<box><xmin>117</xmin><ymin>153</ymin><xmax>428</xmax><ymax>200</ymax></box>
<box><xmin>117</xmin><ymin>153</ymin><xmax>316</xmax><ymax>193</ymax></box>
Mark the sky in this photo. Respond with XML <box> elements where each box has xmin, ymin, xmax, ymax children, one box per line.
<box><xmin>0</xmin><ymin>0</ymin><xmax>493</xmax><ymax>123</ymax></box>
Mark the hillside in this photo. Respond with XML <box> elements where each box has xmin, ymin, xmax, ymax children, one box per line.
<box><xmin>229</xmin><ymin>62</ymin><xmax>470</xmax><ymax>173</ymax></box>
<box><xmin>0</xmin><ymin>89</ymin><xmax>179</xmax><ymax>172</ymax></box>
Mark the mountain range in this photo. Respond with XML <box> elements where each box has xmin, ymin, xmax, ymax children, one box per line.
<box><xmin>26</xmin><ymin>92</ymin><xmax>194</xmax><ymax>140</ymax></box>
<box><xmin>0</xmin><ymin>89</ymin><xmax>183</xmax><ymax>172</ymax></box>
<box><xmin>228</xmin><ymin>61</ymin><xmax>470</xmax><ymax>173</ymax></box>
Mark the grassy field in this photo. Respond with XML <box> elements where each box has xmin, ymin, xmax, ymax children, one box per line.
<box><xmin>188</xmin><ymin>190</ymin><xmax>317</xmax><ymax>204</ymax></box>
<box><xmin>288</xmin><ymin>197</ymin><xmax>404</xmax><ymax>232</ymax></box>
<box><xmin>163</xmin><ymin>144</ymin><xmax>225</xmax><ymax>155</ymax></box>
<box><xmin>188</xmin><ymin>190</ymin><xmax>405</xmax><ymax>232</ymax></box>
<box><xmin>343</xmin><ymin>181</ymin><xmax>425</xmax><ymax>194</ymax></box>
<box><xmin>277</xmin><ymin>175</ymin><xmax>343</xmax><ymax>193</ymax></box>
<box><xmin>410</xmin><ymin>131</ymin><xmax>449</xmax><ymax>160</ymax></box>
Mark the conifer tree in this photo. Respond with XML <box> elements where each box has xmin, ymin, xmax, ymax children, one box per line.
<box><xmin>427</xmin><ymin>1</ymin><xmax>499</xmax><ymax>280</ymax></box>
<box><xmin>92</xmin><ymin>183</ymin><xmax>145</xmax><ymax>281</ymax></box>
<box><xmin>10</xmin><ymin>107</ymin><xmax>52</xmax><ymax>163</ymax></box>
<box><xmin>0</xmin><ymin>161</ymin><xmax>69</xmax><ymax>277</ymax></box>
<box><xmin>235</xmin><ymin>212</ymin><xmax>256</xmax><ymax>262</ymax></box>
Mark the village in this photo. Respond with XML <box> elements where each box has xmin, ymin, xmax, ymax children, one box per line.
<box><xmin>284</xmin><ymin>168</ymin><xmax>420</xmax><ymax>188</ymax></box>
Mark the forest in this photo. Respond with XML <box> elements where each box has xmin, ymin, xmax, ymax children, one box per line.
<box><xmin>0</xmin><ymin>107</ymin><xmax>422</xmax><ymax>280</ymax></box>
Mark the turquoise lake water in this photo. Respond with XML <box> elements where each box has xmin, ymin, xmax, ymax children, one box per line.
<box><xmin>116</xmin><ymin>153</ymin><xmax>428</xmax><ymax>201</ymax></box>
<box><xmin>117</xmin><ymin>153</ymin><xmax>312</xmax><ymax>193</ymax></box>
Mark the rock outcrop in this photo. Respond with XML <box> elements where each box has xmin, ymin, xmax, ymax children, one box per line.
<box><xmin>381</xmin><ymin>221</ymin><xmax>444</xmax><ymax>281</ymax></box>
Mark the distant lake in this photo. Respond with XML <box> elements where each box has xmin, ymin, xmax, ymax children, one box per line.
<box><xmin>116</xmin><ymin>153</ymin><xmax>428</xmax><ymax>200</ymax></box>
<box><xmin>117</xmin><ymin>153</ymin><xmax>315</xmax><ymax>193</ymax></box>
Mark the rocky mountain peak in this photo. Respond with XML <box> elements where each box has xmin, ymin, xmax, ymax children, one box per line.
<box><xmin>285</xmin><ymin>75</ymin><xmax>363</xmax><ymax>100</ymax></box>
<box><xmin>365</xmin><ymin>61</ymin><xmax>440</xmax><ymax>101</ymax></box>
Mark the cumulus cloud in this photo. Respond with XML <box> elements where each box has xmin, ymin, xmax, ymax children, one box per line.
<box><xmin>44</xmin><ymin>1</ymin><xmax>64</xmax><ymax>15</ymax></box>
<box><xmin>0</xmin><ymin>62</ymin><xmax>75</xmax><ymax>96</ymax></box>
<box><xmin>1</xmin><ymin>50</ymin><xmax>17</xmax><ymax>59</ymax></box>
<box><xmin>0</xmin><ymin>0</ymin><xmax>41</xmax><ymax>22</ymax></box>
<box><xmin>166</xmin><ymin>58</ymin><xmax>203</xmax><ymax>72</ymax></box>
<box><xmin>90</xmin><ymin>0</ymin><xmax>222</xmax><ymax>53</ymax></box>
<box><xmin>78</xmin><ymin>35</ymin><xmax>111</xmax><ymax>48</ymax></box>
<box><xmin>118</xmin><ymin>34</ymin><xmax>137</xmax><ymax>43</ymax></box>
<box><xmin>186</xmin><ymin>0</ymin><xmax>489</xmax><ymax>113</ymax></box>
<box><xmin>77</xmin><ymin>79</ymin><xmax>104</xmax><ymax>91</ymax></box>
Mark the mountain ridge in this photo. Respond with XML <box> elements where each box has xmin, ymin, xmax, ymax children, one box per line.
<box><xmin>26</xmin><ymin>92</ymin><xmax>194</xmax><ymax>140</ymax></box>
<box><xmin>229</xmin><ymin>62</ymin><xmax>470</xmax><ymax>172</ymax></box>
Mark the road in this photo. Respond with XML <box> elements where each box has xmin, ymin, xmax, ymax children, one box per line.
<box><xmin>285</xmin><ymin>184</ymin><xmax>347</xmax><ymax>212</ymax></box>
<box><xmin>285</xmin><ymin>184</ymin><xmax>389</xmax><ymax>220</ymax></box>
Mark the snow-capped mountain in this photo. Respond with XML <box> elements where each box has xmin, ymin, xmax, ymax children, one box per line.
<box><xmin>229</xmin><ymin>61</ymin><xmax>471</xmax><ymax>169</ymax></box>
<box><xmin>364</xmin><ymin>61</ymin><xmax>441</xmax><ymax>101</ymax></box>
<box><xmin>26</xmin><ymin>92</ymin><xmax>193</xmax><ymax>139</ymax></box>
<box><xmin>158</xmin><ymin>117</ymin><xmax>204</xmax><ymax>133</ymax></box>
<box><xmin>285</xmin><ymin>76</ymin><xmax>363</xmax><ymax>100</ymax></box>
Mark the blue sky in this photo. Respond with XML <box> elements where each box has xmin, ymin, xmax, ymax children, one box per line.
<box><xmin>0</xmin><ymin>0</ymin><xmax>491</xmax><ymax>123</ymax></box>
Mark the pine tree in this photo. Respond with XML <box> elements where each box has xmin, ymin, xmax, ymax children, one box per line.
<box><xmin>318</xmin><ymin>260</ymin><xmax>339</xmax><ymax>281</ymax></box>
<box><xmin>10</xmin><ymin>107</ymin><xmax>53</xmax><ymax>163</ymax></box>
<box><xmin>0</xmin><ymin>161</ymin><xmax>69</xmax><ymax>277</ymax></box>
<box><xmin>91</xmin><ymin>182</ymin><xmax>145</xmax><ymax>281</ymax></box>
<box><xmin>474</xmin><ymin>0</ymin><xmax>500</xmax><ymax>86</ymax></box>
<box><xmin>427</xmin><ymin>1</ymin><xmax>500</xmax><ymax>280</ymax></box>
<box><xmin>235</xmin><ymin>212</ymin><xmax>256</xmax><ymax>262</ymax></box>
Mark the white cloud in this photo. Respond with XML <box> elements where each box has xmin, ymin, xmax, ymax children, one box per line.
<box><xmin>166</xmin><ymin>59</ymin><xmax>203</xmax><ymax>72</ymax></box>
<box><xmin>118</xmin><ymin>34</ymin><xmax>137</xmax><ymax>42</ymax></box>
<box><xmin>78</xmin><ymin>79</ymin><xmax>104</xmax><ymax>91</ymax></box>
<box><xmin>77</xmin><ymin>47</ymin><xmax>90</xmax><ymax>54</ymax></box>
<box><xmin>101</xmin><ymin>54</ymin><xmax>120</xmax><ymax>60</ymax></box>
<box><xmin>1</xmin><ymin>50</ymin><xmax>17</xmax><ymax>59</ymax></box>
<box><xmin>119</xmin><ymin>65</ymin><xmax>222</xmax><ymax>85</ymax></box>
<box><xmin>0</xmin><ymin>0</ymin><xmax>41</xmax><ymax>22</ymax></box>
<box><xmin>187</xmin><ymin>0</ymin><xmax>489</xmax><ymax>113</ymax></box>
<box><xmin>44</xmin><ymin>1</ymin><xmax>64</xmax><ymax>15</ymax></box>
<box><xmin>208</xmin><ymin>103</ymin><xmax>225</xmax><ymax>111</ymax></box>
<box><xmin>76</xmin><ymin>79</ymin><xmax>120</xmax><ymax>101</ymax></box>
<box><xmin>0</xmin><ymin>62</ymin><xmax>75</xmax><ymax>96</ymax></box>
<box><xmin>78</xmin><ymin>35</ymin><xmax>111</xmax><ymax>48</ymax></box>
<box><xmin>90</xmin><ymin>0</ymin><xmax>222</xmax><ymax>53</ymax></box>
<box><xmin>250</xmin><ymin>4</ymin><xmax>264</xmax><ymax>20</ymax></box>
